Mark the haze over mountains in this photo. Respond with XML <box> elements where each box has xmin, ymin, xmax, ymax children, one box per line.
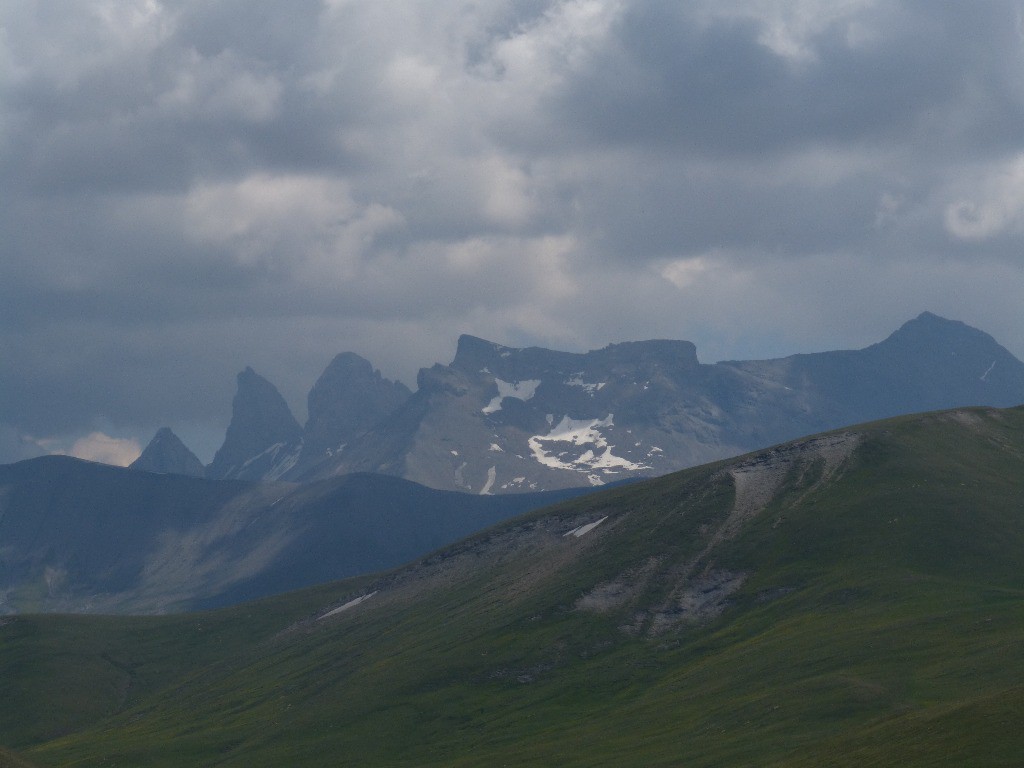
<box><xmin>138</xmin><ymin>312</ymin><xmax>1024</xmax><ymax>493</ymax></box>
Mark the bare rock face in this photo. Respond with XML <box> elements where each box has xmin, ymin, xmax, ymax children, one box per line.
<box><xmin>317</xmin><ymin>335</ymin><xmax>746</xmax><ymax>493</ymax></box>
<box><xmin>313</xmin><ymin>314</ymin><xmax>1024</xmax><ymax>494</ymax></box>
<box><xmin>129</xmin><ymin>428</ymin><xmax>205</xmax><ymax>478</ymax></box>
<box><xmin>295</xmin><ymin>353</ymin><xmax>411</xmax><ymax>477</ymax></box>
<box><xmin>206</xmin><ymin>367</ymin><xmax>302</xmax><ymax>481</ymax></box>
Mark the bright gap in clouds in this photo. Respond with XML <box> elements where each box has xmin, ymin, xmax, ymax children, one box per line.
<box><xmin>44</xmin><ymin>433</ymin><xmax>142</xmax><ymax>467</ymax></box>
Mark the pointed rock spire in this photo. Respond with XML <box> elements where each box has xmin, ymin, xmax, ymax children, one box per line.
<box><xmin>302</xmin><ymin>352</ymin><xmax>411</xmax><ymax>460</ymax></box>
<box><xmin>206</xmin><ymin>367</ymin><xmax>302</xmax><ymax>480</ymax></box>
<box><xmin>129</xmin><ymin>427</ymin><xmax>205</xmax><ymax>477</ymax></box>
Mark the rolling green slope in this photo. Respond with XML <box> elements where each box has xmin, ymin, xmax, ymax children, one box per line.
<box><xmin>4</xmin><ymin>406</ymin><xmax>1024</xmax><ymax>766</ymax></box>
<box><xmin>0</xmin><ymin>748</ymin><xmax>37</xmax><ymax>768</ymax></box>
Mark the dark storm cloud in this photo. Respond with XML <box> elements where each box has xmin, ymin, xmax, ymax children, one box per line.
<box><xmin>549</xmin><ymin>2</ymin><xmax>1024</xmax><ymax>156</ymax></box>
<box><xmin>1</xmin><ymin>0</ymin><xmax>1023</xmax><ymax>463</ymax></box>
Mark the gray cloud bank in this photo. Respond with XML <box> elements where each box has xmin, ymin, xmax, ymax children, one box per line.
<box><xmin>2</xmin><ymin>0</ymin><xmax>1023</xmax><ymax>463</ymax></box>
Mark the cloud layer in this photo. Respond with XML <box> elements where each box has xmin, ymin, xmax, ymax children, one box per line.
<box><xmin>3</xmin><ymin>0</ymin><xmax>1023</xmax><ymax>462</ymax></box>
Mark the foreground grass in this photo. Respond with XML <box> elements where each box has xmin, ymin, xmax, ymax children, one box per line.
<box><xmin>22</xmin><ymin>574</ymin><xmax>1024</xmax><ymax>767</ymax></box>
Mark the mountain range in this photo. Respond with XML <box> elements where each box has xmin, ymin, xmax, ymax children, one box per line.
<box><xmin>6</xmin><ymin>311</ymin><xmax>1022</xmax><ymax>617</ymax></box>
<box><xmin>138</xmin><ymin>312</ymin><xmax>1024</xmax><ymax>493</ymax></box>
<box><xmin>4</xmin><ymin>404</ymin><xmax>1024</xmax><ymax>766</ymax></box>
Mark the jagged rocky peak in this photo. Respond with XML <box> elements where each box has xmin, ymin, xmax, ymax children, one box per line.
<box><xmin>880</xmin><ymin>311</ymin><xmax>1000</xmax><ymax>353</ymax></box>
<box><xmin>206</xmin><ymin>367</ymin><xmax>302</xmax><ymax>480</ymax></box>
<box><xmin>304</xmin><ymin>352</ymin><xmax>412</xmax><ymax>454</ymax></box>
<box><xmin>416</xmin><ymin>363</ymin><xmax>470</xmax><ymax>395</ymax></box>
<box><xmin>866</xmin><ymin>311</ymin><xmax>1024</xmax><ymax>406</ymax></box>
<box><xmin>870</xmin><ymin>311</ymin><xmax>1024</xmax><ymax>380</ymax></box>
<box><xmin>129</xmin><ymin>427</ymin><xmax>205</xmax><ymax>477</ymax></box>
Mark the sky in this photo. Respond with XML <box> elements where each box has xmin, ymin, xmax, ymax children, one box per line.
<box><xmin>3</xmin><ymin>0</ymin><xmax>1024</xmax><ymax>465</ymax></box>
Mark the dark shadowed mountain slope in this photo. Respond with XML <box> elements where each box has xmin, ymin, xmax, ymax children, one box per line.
<box><xmin>6</xmin><ymin>405</ymin><xmax>1024</xmax><ymax>767</ymax></box>
<box><xmin>0</xmin><ymin>457</ymin><xmax>593</xmax><ymax>614</ymax></box>
<box><xmin>292</xmin><ymin>352</ymin><xmax>411</xmax><ymax>478</ymax></box>
<box><xmin>721</xmin><ymin>311</ymin><xmax>1024</xmax><ymax>429</ymax></box>
<box><xmin>129</xmin><ymin>427</ymin><xmax>205</xmax><ymax>477</ymax></box>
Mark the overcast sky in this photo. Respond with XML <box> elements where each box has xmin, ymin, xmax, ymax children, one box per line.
<box><xmin>3</xmin><ymin>0</ymin><xmax>1024</xmax><ymax>465</ymax></box>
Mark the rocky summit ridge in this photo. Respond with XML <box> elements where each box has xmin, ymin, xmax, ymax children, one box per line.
<box><xmin>139</xmin><ymin>312</ymin><xmax>1024</xmax><ymax>493</ymax></box>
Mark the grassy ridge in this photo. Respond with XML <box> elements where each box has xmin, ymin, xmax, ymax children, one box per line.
<box><xmin>5</xmin><ymin>406</ymin><xmax>1024</xmax><ymax>766</ymax></box>
<box><xmin>0</xmin><ymin>748</ymin><xmax>37</xmax><ymax>768</ymax></box>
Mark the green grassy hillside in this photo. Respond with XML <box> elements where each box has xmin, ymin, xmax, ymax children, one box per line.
<box><xmin>4</xmin><ymin>406</ymin><xmax>1024</xmax><ymax>766</ymax></box>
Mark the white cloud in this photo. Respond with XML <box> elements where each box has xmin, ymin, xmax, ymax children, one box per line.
<box><xmin>158</xmin><ymin>49</ymin><xmax>283</xmax><ymax>123</ymax></box>
<box><xmin>184</xmin><ymin>173</ymin><xmax>404</xmax><ymax>280</ymax></box>
<box><xmin>693</xmin><ymin>0</ymin><xmax>882</xmax><ymax>61</ymax></box>
<box><xmin>944</xmin><ymin>155</ymin><xmax>1024</xmax><ymax>241</ymax></box>
<box><xmin>48</xmin><ymin>432</ymin><xmax>142</xmax><ymax>467</ymax></box>
<box><xmin>659</xmin><ymin>256</ymin><xmax>713</xmax><ymax>290</ymax></box>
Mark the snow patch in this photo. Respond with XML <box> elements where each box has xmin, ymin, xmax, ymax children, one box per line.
<box><xmin>566</xmin><ymin>374</ymin><xmax>607</xmax><ymax>395</ymax></box>
<box><xmin>480</xmin><ymin>466</ymin><xmax>497</xmax><ymax>495</ymax></box>
<box><xmin>489</xmin><ymin>443</ymin><xmax>503</xmax><ymax>452</ymax></box>
<box><xmin>528</xmin><ymin>414</ymin><xmax>651</xmax><ymax>475</ymax></box>
<box><xmin>262</xmin><ymin>443</ymin><xmax>302</xmax><ymax>481</ymax></box>
<box><xmin>981</xmin><ymin>360</ymin><xmax>996</xmax><ymax>381</ymax></box>
<box><xmin>241</xmin><ymin>442</ymin><xmax>285</xmax><ymax>470</ymax></box>
<box><xmin>564</xmin><ymin>516</ymin><xmax>608</xmax><ymax>538</ymax></box>
<box><xmin>318</xmin><ymin>591</ymin><xmax>378</xmax><ymax>620</ymax></box>
<box><xmin>264</xmin><ymin>451</ymin><xmax>300</xmax><ymax>481</ymax></box>
<box><xmin>482</xmin><ymin>378</ymin><xmax>542</xmax><ymax>414</ymax></box>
